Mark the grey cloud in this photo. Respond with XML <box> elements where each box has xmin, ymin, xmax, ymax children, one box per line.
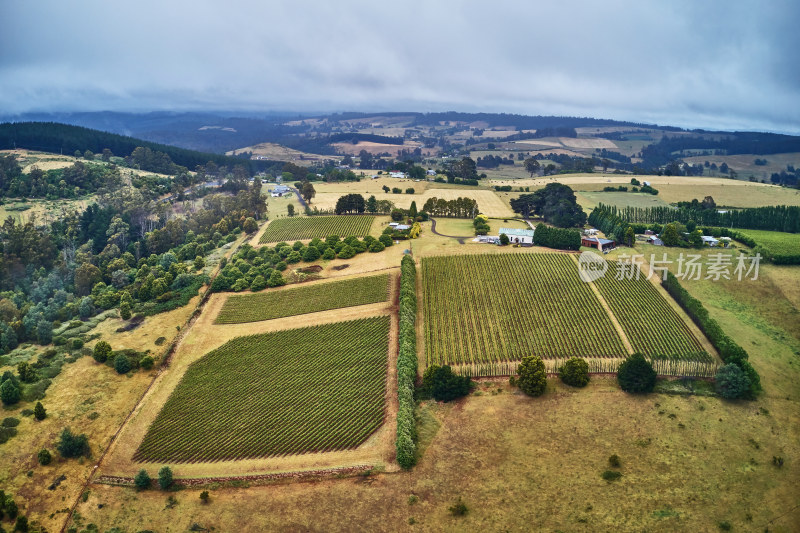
<box><xmin>1</xmin><ymin>0</ymin><xmax>798</xmax><ymax>133</ymax></box>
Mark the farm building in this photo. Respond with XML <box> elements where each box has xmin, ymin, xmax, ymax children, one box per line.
<box><xmin>701</xmin><ymin>236</ymin><xmax>720</xmax><ymax>246</ymax></box>
<box><xmin>426</xmin><ymin>169</ymin><xmax>437</xmax><ymax>176</ymax></box>
<box><xmin>389</xmin><ymin>222</ymin><xmax>412</xmax><ymax>230</ymax></box>
<box><xmin>584</xmin><ymin>228</ymin><xmax>599</xmax><ymax>236</ymax></box>
<box><xmin>389</xmin><ymin>171</ymin><xmax>406</xmax><ymax>178</ymax></box>
<box><xmin>582</xmin><ymin>236</ymin><xmax>616</xmax><ymax>251</ymax></box>
<box><xmin>499</xmin><ymin>227</ymin><xmax>534</xmax><ymax>245</ymax></box>
<box><xmin>270</xmin><ymin>185</ymin><xmax>291</xmax><ymax>197</ymax></box>
<box><xmin>646</xmin><ymin>235</ymin><xmax>664</xmax><ymax>246</ymax></box>
<box><xmin>475</xmin><ymin>235</ymin><xmax>500</xmax><ymax>244</ymax></box>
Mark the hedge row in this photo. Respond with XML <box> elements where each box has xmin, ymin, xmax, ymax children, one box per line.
<box><xmin>396</xmin><ymin>254</ymin><xmax>418</xmax><ymax>469</ymax></box>
<box><xmin>662</xmin><ymin>272</ymin><xmax>761</xmax><ymax>398</ymax></box>
<box><xmin>533</xmin><ymin>223</ymin><xmax>581</xmax><ymax>250</ymax></box>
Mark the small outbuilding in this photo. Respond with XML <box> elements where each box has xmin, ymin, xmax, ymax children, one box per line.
<box><xmin>701</xmin><ymin>236</ymin><xmax>720</xmax><ymax>247</ymax></box>
<box><xmin>270</xmin><ymin>185</ymin><xmax>291</xmax><ymax>197</ymax></box>
<box><xmin>582</xmin><ymin>236</ymin><xmax>616</xmax><ymax>251</ymax></box>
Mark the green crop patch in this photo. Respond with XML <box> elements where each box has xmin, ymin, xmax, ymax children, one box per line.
<box><xmin>215</xmin><ymin>274</ymin><xmax>390</xmax><ymax>324</ymax></box>
<box><xmin>259</xmin><ymin>216</ymin><xmax>375</xmax><ymax>243</ymax></box>
<box><xmin>133</xmin><ymin>316</ymin><xmax>390</xmax><ymax>463</ymax></box>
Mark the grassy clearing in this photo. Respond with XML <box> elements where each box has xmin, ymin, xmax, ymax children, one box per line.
<box><xmin>422</xmin><ymin>254</ymin><xmax>627</xmax><ymax>374</ymax></box>
<box><xmin>215</xmin><ymin>274</ymin><xmax>390</xmax><ymax>324</ymax></box>
<box><xmin>258</xmin><ymin>215</ymin><xmax>375</xmax><ymax>243</ymax></box>
<box><xmin>575</xmin><ymin>190</ymin><xmax>672</xmax><ymax>211</ymax></box>
<box><xmin>133</xmin><ymin>316</ymin><xmax>390</xmax><ymax>463</ymax></box>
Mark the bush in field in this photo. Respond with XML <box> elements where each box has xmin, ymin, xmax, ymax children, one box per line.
<box><xmin>322</xmin><ymin>248</ymin><xmax>336</xmax><ymax>260</ymax></box>
<box><xmin>302</xmin><ymin>246</ymin><xmax>321</xmax><ymax>262</ymax></box>
<box><xmin>617</xmin><ymin>353</ymin><xmax>656</xmax><ymax>393</ymax></box>
<box><xmin>419</xmin><ymin>365</ymin><xmax>470</xmax><ymax>402</ymax></box>
<box><xmin>34</xmin><ymin>402</ymin><xmax>47</xmax><ymax>421</ymax></box>
<box><xmin>37</xmin><ymin>448</ymin><xmax>52</xmax><ymax>465</ymax></box>
<box><xmin>715</xmin><ymin>364</ymin><xmax>751</xmax><ymax>399</ymax></box>
<box><xmin>200</xmin><ymin>490</ymin><xmax>210</xmax><ymax>504</ymax></box>
<box><xmin>93</xmin><ymin>341</ymin><xmax>112</xmax><ymax>363</ymax></box>
<box><xmin>114</xmin><ymin>353</ymin><xmax>132</xmax><ymax>374</ymax></box>
<box><xmin>134</xmin><ymin>469</ymin><xmax>151</xmax><ymax>490</ymax></box>
<box><xmin>57</xmin><ymin>428</ymin><xmax>90</xmax><ymax>458</ymax></box>
<box><xmin>158</xmin><ymin>466</ymin><xmax>173</xmax><ymax>489</ymax></box>
<box><xmin>517</xmin><ymin>355</ymin><xmax>547</xmax><ymax>397</ymax></box>
<box><xmin>0</xmin><ymin>379</ymin><xmax>21</xmax><ymax>406</ymax></box>
<box><xmin>139</xmin><ymin>356</ymin><xmax>155</xmax><ymax>370</ymax></box>
<box><xmin>559</xmin><ymin>357</ymin><xmax>589</xmax><ymax>387</ymax></box>
<box><xmin>499</xmin><ymin>233</ymin><xmax>510</xmax><ymax>245</ymax></box>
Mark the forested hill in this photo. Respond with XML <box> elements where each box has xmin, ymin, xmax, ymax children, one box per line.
<box><xmin>0</xmin><ymin>122</ymin><xmax>254</xmax><ymax>171</ymax></box>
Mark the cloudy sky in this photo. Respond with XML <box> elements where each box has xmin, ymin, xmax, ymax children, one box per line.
<box><xmin>1</xmin><ymin>0</ymin><xmax>798</xmax><ymax>133</ymax></box>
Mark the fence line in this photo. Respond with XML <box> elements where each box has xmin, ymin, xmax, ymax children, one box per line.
<box><xmin>450</xmin><ymin>356</ymin><xmax>719</xmax><ymax>379</ymax></box>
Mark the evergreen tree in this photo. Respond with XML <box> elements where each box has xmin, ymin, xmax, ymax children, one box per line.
<box><xmin>34</xmin><ymin>402</ymin><xmax>47</xmax><ymax>421</ymax></box>
<box><xmin>158</xmin><ymin>466</ymin><xmax>173</xmax><ymax>489</ymax></box>
<box><xmin>134</xmin><ymin>469</ymin><xmax>152</xmax><ymax>490</ymax></box>
<box><xmin>617</xmin><ymin>353</ymin><xmax>657</xmax><ymax>393</ymax></box>
<box><xmin>517</xmin><ymin>355</ymin><xmax>547</xmax><ymax>396</ymax></box>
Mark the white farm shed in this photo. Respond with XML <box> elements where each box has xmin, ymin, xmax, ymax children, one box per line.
<box><xmin>499</xmin><ymin>227</ymin><xmax>535</xmax><ymax>245</ymax></box>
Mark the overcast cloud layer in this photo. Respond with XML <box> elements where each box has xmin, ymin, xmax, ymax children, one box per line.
<box><xmin>1</xmin><ymin>0</ymin><xmax>798</xmax><ymax>133</ymax></box>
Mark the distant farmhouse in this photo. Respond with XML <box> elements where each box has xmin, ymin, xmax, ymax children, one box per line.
<box><xmin>270</xmin><ymin>185</ymin><xmax>291</xmax><ymax>197</ymax></box>
<box><xmin>499</xmin><ymin>227</ymin><xmax>534</xmax><ymax>245</ymax></box>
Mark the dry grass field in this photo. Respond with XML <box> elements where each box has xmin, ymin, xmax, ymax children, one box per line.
<box><xmin>331</xmin><ymin>140</ymin><xmax>434</xmax><ymax>157</ymax></box>
<box><xmin>489</xmin><ymin>173</ymin><xmax>800</xmax><ymax>208</ymax></box>
<box><xmin>224</xmin><ymin>142</ymin><xmax>333</xmax><ymax>164</ymax></box>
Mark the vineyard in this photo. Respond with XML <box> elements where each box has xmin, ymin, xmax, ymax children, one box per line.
<box><xmin>259</xmin><ymin>216</ymin><xmax>375</xmax><ymax>243</ymax></box>
<box><xmin>215</xmin><ymin>274</ymin><xmax>390</xmax><ymax>324</ymax></box>
<box><xmin>593</xmin><ymin>264</ymin><xmax>711</xmax><ymax>362</ymax></box>
<box><xmin>422</xmin><ymin>254</ymin><xmax>627</xmax><ymax>369</ymax></box>
<box><xmin>133</xmin><ymin>317</ymin><xmax>390</xmax><ymax>463</ymax></box>
<box><xmin>421</xmin><ymin>253</ymin><xmax>714</xmax><ymax>377</ymax></box>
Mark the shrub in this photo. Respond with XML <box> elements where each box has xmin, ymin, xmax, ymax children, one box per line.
<box><xmin>93</xmin><ymin>341</ymin><xmax>112</xmax><ymax>363</ymax></box>
<box><xmin>559</xmin><ymin>357</ymin><xmax>589</xmax><ymax>387</ymax></box>
<box><xmin>200</xmin><ymin>490</ymin><xmax>210</xmax><ymax>504</ymax></box>
<box><xmin>601</xmin><ymin>470</ymin><xmax>622</xmax><ymax>481</ymax></box>
<box><xmin>499</xmin><ymin>233</ymin><xmax>510</xmax><ymax>246</ymax></box>
<box><xmin>34</xmin><ymin>402</ymin><xmax>46</xmax><ymax>421</ymax></box>
<box><xmin>302</xmin><ymin>246</ymin><xmax>321</xmax><ymax>262</ymax></box>
<box><xmin>0</xmin><ymin>379</ymin><xmax>21</xmax><ymax>406</ymax></box>
<box><xmin>449</xmin><ymin>497</ymin><xmax>468</xmax><ymax>516</ymax></box>
<box><xmin>114</xmin><ymin>353</ymin><xmax>132</xmax><ymax>374</ymax></box>
<box><xmin>617</xmin><ymin>353</ymin><xmax>656</xmax><ymax>393</ymax></box>
<box><xmin>322</xmin><ymin>248</ymin><xmax>336</xmax><ymax>260</ymax></box>
<box><xmin>608</xmin><ymin>454</ymin><xmax>621</xmax><ymax>468</ymax></box>
<box><xmin>715</xmin><ymin>364</ymin><xmax>751</xmax><ymax>399</ymax></box>
<box><xmin>14</xmin><ymin>516</ymin><xmax>28</xmax><ymax>532</ymax></box>
<box><xmin>37</xmin><ymin>448</ymin><xmax>52</xmax><ymax>465</ymax></box>
<box><xmin>250</xmin><ymin>275</ymin><xmax>267</xmax><ymax>292</ymax></box>
<box><xmin>419</xmin><ymin>365</ymin><xmax>471</xmax><ymax>402</ymax></box>
<box><xmin>70</xmin><ymin>338</ymin><xmax>84</xmax><ymax>350</ymax></box>
<box><xmin>139</xmin><ymin>356</ymin><xmax>155</xmax><ymax>370</ymax></box>
<box><xmin>134</xmin><ymin>469</ymin><xmax>152</xmax><ymax>490</ymax></box>
<box><xmin>119</xmin><ymin>301</ymin><xmax>132</xmax><ymax>320</ymax></box>
<box><xmin>158</xmin><ymin>466</ymin><xmax>173</xmax><ymax>489</ymax></box>
<box><xmin>517</xmin><ymin>355</ymin><xmax>547</xmax><ymax>397</ymax></box>
<box><xmin>56</xmin><ymin>428</ymin><xmax>90</xmax><ymax>458</ymax></box>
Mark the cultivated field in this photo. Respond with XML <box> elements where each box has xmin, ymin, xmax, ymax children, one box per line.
<box><xmin>422</xmin><ymin>253</ymin><xmax>627</xmax><ymax>374</ymax></box>
<box><xmin>215</xmin><ymin>273</ymin><xmax>390</xmax><ymax>324</ymax></box>
<box><xmin>594</xmin><ymin>266</ymin><xmax>709</xmax><ymax>361</ymax></box>
<box><xmin>133</xmin><ymin>316</ymin><xmax>391</xmax><ymax>463</ymax></box>
<box><xmin>258</xmin><ymin>215</ymin><xmax>375</xmax><ymax>243</ymax></box>
<box><xmin>575</xmin><ymin>190</ymin><xmax>673</xmax><ymax>211</ymax></box>
<box><xmin>421</xmin><ymin>253</ymin><xmax>714</xmax><ymax>376</ymax></box>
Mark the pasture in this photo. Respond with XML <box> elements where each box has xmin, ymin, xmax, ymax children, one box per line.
<box><xmin>258</xmin><ymin>215</ymin><xmax>375</xmax><ymax>243</ymax></box>
<box><xmin>736</xmin><ymin>229</ymin><xmax>800</xmax><ymax>257</ymax></box>
<box><xmin>215</xmin><ymin>273</ymin><xmax>390</xmax><ymax>324</ymax></box>
<box><xmin>133</xmin><ymin>316</ymin><xmax>391</xmax><ymax>463</ymax></box>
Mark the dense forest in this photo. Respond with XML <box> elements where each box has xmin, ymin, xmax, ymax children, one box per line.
<box><xmin>0</xmin><ymin>122</ymin><xmax>256</xmax><ymax>171</ymax></box>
